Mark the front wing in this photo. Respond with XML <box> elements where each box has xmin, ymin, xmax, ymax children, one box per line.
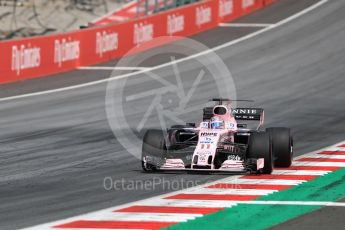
<box><xmin>143</xmin><ymin>155</ymin><xmax>265</xmax><ymax>174</ymax></box>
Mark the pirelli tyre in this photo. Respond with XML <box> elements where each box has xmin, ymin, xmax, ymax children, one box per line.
<box><xmin>248</xmin><ymin>132</ymin><xmax>273</xmax><ymax>174</ymax></box>
<box><xmin>141</xmin><ymin>129</ymin><xmax>166</xmax><ymax>172</ymax></box>
<box><xmin>266</xmin><ymin>127</ymin><xmax>293</xmax><ymax>167</ymax></box>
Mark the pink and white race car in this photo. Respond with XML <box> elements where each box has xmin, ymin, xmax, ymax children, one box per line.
<box><xmin>142</xmin><ymin>98</ymin><xmax>293</xmax><ymax>174</ymax></box>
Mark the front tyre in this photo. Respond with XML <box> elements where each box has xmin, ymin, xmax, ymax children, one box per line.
<box><xmin>248</xmin><ymin>132</ymin><xmax>273</xmax><ymax>174</ymax></box>
<box><xmin>266</xmin><ymin>128</ymin><xmax>293</xmax><ymax>168</ymax></box>
<box><xmin>141</xmin><ymin>129</ymin><xmax>166</xmax><ymax>172</ymax></box>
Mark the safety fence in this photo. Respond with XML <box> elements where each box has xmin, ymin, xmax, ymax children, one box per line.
<box><xmin>0</xmin><ymin>0</ymin><xmax>275</xmax><ymax>84</ymax></box>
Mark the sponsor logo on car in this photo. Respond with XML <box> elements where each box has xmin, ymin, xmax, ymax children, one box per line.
<box><xmin>232</xmin><ymin>108</ymin><xmax>258</xmax><ymax>114</ymax></box>
<box><xmin>54</xmin><ymin>38</ymin><xmax>80</xmax><ymax>67</ymax></box>
<box><xmin>11</xmin><ymin>44</ymin><xmax>41</xmax><ymax>75</ymax></box>
<box><xmin>224</xmin><ymin>145</ymin><xmax>240</xmax><ymax>153</ymax></box>
<box><xmin>200</xmin><ymin>132</ymin><xmax>218</xmax><ymax>137</ymax></box>
<box><xmin>96</xmin><ymin>31</ymin><xmax>119</xmax><ymax>57</ymax></box>
<box><xmin>199</xmin><ymin>122</ymin><xmax>209</xmax><ymax>129</ymax></box>
<box><xmin>227</xmin><ymin>154</ymin><xmax>242</xmax><ymax>161</ymax></box>
<box><xmin>226</xmin><ymin>122</ymin><xmax>236</xmax><ymax>129</ymax></box>
<box><xmin>200</xmin><ymin>137</ymin><xmax>213</xmax><ymax>143</ymax></box>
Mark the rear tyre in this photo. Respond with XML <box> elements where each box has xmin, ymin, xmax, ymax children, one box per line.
<box><xmin>141</xmin><ymin>129</ymin><xmax>166</xmax><ymax>172</ymax></box>
<box><xmin>266</xmin><ymin>128</ymin><xmax>293</xmax><ymax>167</ymax></box>
<box><xmin>248</xmin><ymin>132</ymin><xmax>273</xmax><ymax>174</ymax></box>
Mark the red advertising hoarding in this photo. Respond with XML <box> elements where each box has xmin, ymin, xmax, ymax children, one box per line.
<box><xmin>0</xmin><ymin>0</ymin><xmax>274</xmax><ymax>84</ymax></box>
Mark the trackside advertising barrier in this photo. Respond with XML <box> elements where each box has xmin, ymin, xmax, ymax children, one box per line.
<box><xmin>0</xmin><ymin>0</ymin><xmax>276</xmax><ymax>84</ymax></box>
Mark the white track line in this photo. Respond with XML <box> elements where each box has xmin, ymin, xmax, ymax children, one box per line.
<box><xmin>293</xmin><ymin>162</ymin><xmax>345</xmax><ymax>167</ymax></box>
<box><xmin>138</xmin><ymin>199</ymin><xmax>238</xmax><ymax>208</ymax></box>
<box><xmin>303</xmin><ymin>154</ymin><xmax>345</xmax><ymax>159</ymax></box>
<box><xmin>78</xmin><ymin>66</ymin><xmax>150</xmax><ymax>71</ymax></box>
<box><xmin>0</xmin><ymin>0</ymin><xmax>329</xmax><ymax>103</ymax></box>
<box><xmin>84</xmin><ymin>212</ymin><xmax>202</xmax><ymax>222</ymax></box>
<box><xmin>236</xmin><ymin>201</ymin><xmax>345</xmax><ymax>207</ymax></box>
<box><xmin>219</xmin><ymin>23</ymin><xmax>274</xmax><ymax>27</ymax></box>
<box><xmin>138</xmin><ymin>199</ymin><xmax>345</xmax><ymax>209</ymax></box>
<box><xmin>184</xmin><ymin>188</ymin><xmax>276</xmax><ymax>195</ymax></box>
<box><xmin>272</xmin><ymin>170</ymin><xmax>329</xmax><ymax>176</ymax></box>
<box><xmin>232</xmin><ymin>179</ymin><xmax>305</xmax><ymax>185</ymax></box>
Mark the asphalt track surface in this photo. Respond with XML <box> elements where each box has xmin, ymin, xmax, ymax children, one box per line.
<box><xmin>0</xmin><ymin>0</ymin><xmax>345</xmax><ymax>229</ymax></box>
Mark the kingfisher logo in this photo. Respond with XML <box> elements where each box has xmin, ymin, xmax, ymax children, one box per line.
<box><xmin>54</xmin><ymin>38</ymin><xmax>80</xmax><ymax>67</ymax></box>
<box><xmin>167</xmin><ymin>14</ymin><xmax>185</xmax><ymax>35</ymax></box>
<box><xmin>133</xmin><ymin>22</ymin><xmax>154</xmax><ymax>46</ymax></box>
<box><xmin>11</xmin><ymin>44</ymin><xmax>41</xmax><ymax>75</ymax></box>
<box><xmin>219</xmin><ymin>0</ymin><xmax>233</xmax><ymax>18</ymax></box>
<box><xmin>96</xmin><ymin>31</ymin><xmax>119</xmax><ymax>57</ymax></box>
<box><xmin>242</xmin><ymin>0</ymin><xmax>255</xmax><ymax>8</ymax></box>
<box><xmin>196</xmin><ymin>6</ymin><xmax>212</xmax><ymax>27</ymax></box>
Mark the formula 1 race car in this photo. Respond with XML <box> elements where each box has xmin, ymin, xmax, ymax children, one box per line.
<box><xmin>141</xmin><ymin>98</ymin><xmax>293</xmax><ymax>174</ymax></box>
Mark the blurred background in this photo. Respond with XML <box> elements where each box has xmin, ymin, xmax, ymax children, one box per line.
<box><xmin>0</xmin><ymin>0</ymin><xmax>126</xmax><ymax>40</ymax></box>
<box><xmin>0</xmin><ymin>0</ymin><xmax>198</xmax><ymax>40</ymax></box>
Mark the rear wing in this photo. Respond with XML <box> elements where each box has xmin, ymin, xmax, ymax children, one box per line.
<box><xmin>203</xmin><ymin>107</ymin><xmax>264</xmax><ymax>130</ymax></box>
<box><xmin>232</xmin><ymin>108</ymin><xmax>264</xmax><ymax>121</ymax></box>
<box><xmin>203</xmin><ymin>107</ymin><xmax>264</xmax><ymax>120</ymax></box>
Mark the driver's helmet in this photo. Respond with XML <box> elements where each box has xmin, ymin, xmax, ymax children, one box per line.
<box><xmin>210</xmin><ymin>116</ymin><xmax>224</xmax><ymax>129</ymax></box>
